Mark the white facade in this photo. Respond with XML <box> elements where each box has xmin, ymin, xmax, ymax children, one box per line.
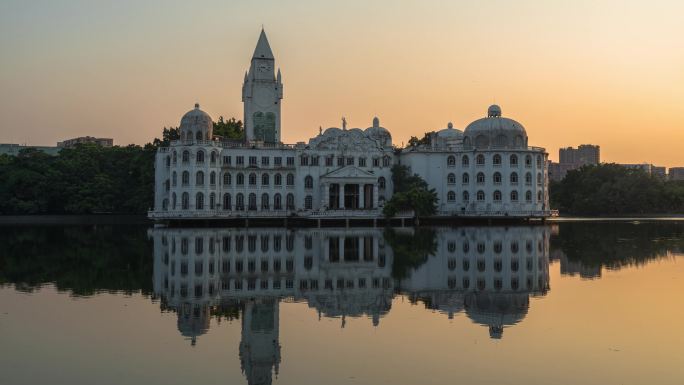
<box><xmin>150</xmin><ymin>31</ymin><xmax>549</xmax><ymax>220</ymax></box>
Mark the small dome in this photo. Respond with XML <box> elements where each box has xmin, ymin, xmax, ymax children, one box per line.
<box><xmin>180</xmin><ymin>103</ymin><xmax>213</xmax><ymax>141</ymax></box>
<box><xmin>463</xmin><ymin>105</ymin><xmax>527</xmax><ymax>149</ymax></box>
<box><xmin>365</xmin><ymin>117</ymin><xmax>392</xmax><ymax>147</ymax></box>
<box><xmin>436</xmin><ymin>122</ymin><xmax>463</xmax><ymax>139</ymax></box>
<box><xmin>488</xmin><ymin>104</ymin><xmax>502</xmax><ymax>117</ymax></box>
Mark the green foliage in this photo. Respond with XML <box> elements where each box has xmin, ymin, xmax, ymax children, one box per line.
<box><xmin>407</xmin><ymin>132</ymin><xmax>433</xmax><ymax>147</ymax></box>
<box><xmin>151</xmin><ymin>127</ymin><xmax>180</xmax><ymax>147</ymax></box>
<box><xmin>550</xmin><ymin>164</ymin><xmax>684</xmax><ymax>215</ymax></box>
<box><xmin>383</xmin><ymin>165</ymin><xmax>438</xmax><ymax>218</ymax></box>
<box><xmin>213</xmin><ymin>116</ymin><xmax>244</xmax><ymax>140</ymax></box>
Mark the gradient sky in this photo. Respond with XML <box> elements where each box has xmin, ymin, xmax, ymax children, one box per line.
<box><xmin>1</xmin><ymin>0</ymin><xmax>683</xmax><ymax>166</ymax></box>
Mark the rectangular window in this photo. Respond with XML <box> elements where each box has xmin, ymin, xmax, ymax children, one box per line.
<box><xmin>358</xmin><ymin>157</ymin><xmax>366</xmax><ymax>167</ymax></box>
<box><xmin>300</xmin><ymin>155</ymin><xmax>309</xmax><ymax>166</ymax></box>
<box><xmin>249</xmin><ymin>156</ymin><xmax>257</xmax><ymax>166</ymax></box>
<box><xmin>274</xmin><ymin>157</ymin><xmax>282</xmax><ymax>166</ymax></box>
<box><xmin>346</xmin><ymin>157</ymin><xmax>354</xmax><ymax>166</ymax></box>
<box><xmin>261</xmin><ymin>156</ymin><xmax>269</xmax><ymax>166</ymax></box>
<box><xmin>311</xmin><ymin>156</ymin><xmax>319</xmax><ymax>166</ymax></box>
<box><xmin>373</xmin><ymin>158</ymin><xmax>380</xmax><ymax>167</ymax></box>
<box><xmin>236</xmin><ymin>156</ymin><xmax>244</xmax><ymax>166</ymax></box>
<box><xmin>286</xmin><ymin>157</ymin><xmax>295</xmax><ymax>166</ymax></box>
<box><xmin>223</xmin><ymin>156</ymin><xmax>231</xmax><ymax>165</ymax></box>
<box><xmin>325</xmin><ymin>156</ymin><xmax>333</xmax><ymax>167</ymax></box>
<box><xmin>337</xmin><ymin>157</ymin><xmax>344</xmax><ymax>166</ymax></box>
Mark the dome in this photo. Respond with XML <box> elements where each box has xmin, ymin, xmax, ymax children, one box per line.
<box><xmin>464</xmin><ymin>292</ymin><xmax>529</xmax><ymax>339</ymax></box>
<box><xmin>463</xmin><ymin>105</ymin><xmax>527</xmax><ymax>149</ymax></box>
<box><xmin>365</xmin><ymin>117</ymin><xmax>392</xmax><ymax>147</ymax></box>
<box><xmin>180</xmin><ymin>103</ymin><xmax>213</xmax><ymax>141</ymax></box>
<box><xmin>435</xmin><ymin>122</ymin><xmax>463</xmax><ymax>139</ymax></box>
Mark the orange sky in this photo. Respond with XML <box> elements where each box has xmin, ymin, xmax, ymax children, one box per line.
<box><xmin>1</xmin><ymin>1</ymin><xmax>683</xmax><ymax>166</ymax></box>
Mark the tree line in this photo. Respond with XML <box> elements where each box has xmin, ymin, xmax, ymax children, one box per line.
<box><xmin>0</xmin><ymin>117</ymin><xmax>243</xmax><ymax>215</ymax></box>
<box><xmin>550</xmin><ymin>163</ymin><xmax>684</xmax><ymax>215</ymax></box>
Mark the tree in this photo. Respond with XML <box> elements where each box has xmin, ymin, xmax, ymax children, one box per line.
<box><xmin>383</xmin><ymin>165</ymin><xmax>438</xmax><ymax>219</ymax></box>
<box><xmin>213</xmin><ymin>116</ymin><xmax>244</xmax><ymax>140</ymax></box>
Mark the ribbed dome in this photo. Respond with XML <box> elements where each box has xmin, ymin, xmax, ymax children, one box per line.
<box><xmin>463</xmin><ymin>105</ymin><xmax>527</xmax><ymax>149</ymax></box>
<box><xmin>180</xmin><ymin>103</ymin><xmax>213</xmax><ymax>141</ymax></box>
<box><xmin>435</xmin><ymin>122</ymin><xmax>463</xmax><ymax>139</ymax></box>
<box><xmin>365</xmin><ymin>117</ymin><xmax>392</xmax><ymax>147</ymax></box>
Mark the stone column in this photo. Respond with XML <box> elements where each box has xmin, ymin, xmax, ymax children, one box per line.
<box><xmin>322</xmin><ymin>183</ymin><xmax>329</xmax><ymax>209</ymax></box>
<box><xmin>373</xmin><ymin>184</ymin><xmax>379</xmax><ymax>209</ymax></box>
<box><xmin>359</xmin><ymin>183</ymin><xmax>365</xmax><ymax>210</ymax></box>
<box><xmin>339</xmin><ymin>183</ymin><xmax>345</xmax><ymax>209</ymax></box>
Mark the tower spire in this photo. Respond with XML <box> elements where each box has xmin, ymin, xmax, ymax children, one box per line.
<box><xmin>252</xmin><ymin>28</ymin><xmax>274</xmax><ymax>60</ymax></box>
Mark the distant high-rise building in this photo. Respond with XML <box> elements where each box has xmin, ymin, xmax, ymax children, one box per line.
<box><xmin>0</xmin><ymin>143</ymin><xmax>60</xmax><ymax>156</ymax></box>
<box><xmin>551</xmin><ymin>144</ymin><xmax>600</xmax><ymax>181</ymax></box>
<box><xmin>57</xmin><ymin>136</ymin><xmax>113</xmax><ymax>148</ymax></box>
<box><xmin>619</xmin><ymin>163</ymin><xmax>666</xmax><ymax>178</ymax></box>
<box><xmin>668</xmin><ymin>167</ymin><xmax>684</xmax><ymax>181</ymax></box>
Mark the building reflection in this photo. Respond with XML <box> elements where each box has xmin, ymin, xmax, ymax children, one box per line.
<box><xmin>151</xmin><ymin>225</ymin><xmax>550</xmax><ymax>384</ymax></box>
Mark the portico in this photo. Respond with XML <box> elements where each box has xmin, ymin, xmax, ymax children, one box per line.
<box><xmin>321</xmin><ymin>166</ymin><xmax>379</xmax><ymax>210</ymax></box>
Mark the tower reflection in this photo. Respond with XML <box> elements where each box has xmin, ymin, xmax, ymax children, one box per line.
<box><xmin>151</xmin><ymin>225</ymin><xmax>550</xmax><ymax>383</ymax></box>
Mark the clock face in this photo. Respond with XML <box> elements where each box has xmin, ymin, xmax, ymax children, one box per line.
<box><xmin>258</xmin><ymin>63</ymin><xmax>270</xmax><ymax>73</ymax></box>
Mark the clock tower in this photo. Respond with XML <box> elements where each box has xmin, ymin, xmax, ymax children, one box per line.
<box><xmin>242</xmin><ymin>29</ymin><xmax>283</xmax><ymax>143</ymax></box>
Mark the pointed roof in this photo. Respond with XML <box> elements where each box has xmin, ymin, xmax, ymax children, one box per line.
<box><xmin>252</xmin><ymin>29</ymin><xmax>274</xmax><ymax>60</ymax></box>
<box><xmin>321</xmin><ymin>165</ymin><xmax>376</xmax><ymax>180</ymax></box>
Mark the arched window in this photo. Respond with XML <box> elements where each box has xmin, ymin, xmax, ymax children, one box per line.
<box><xmin>493</xmin><ymin>190</ymin><xmax>502</xmax><ymax>201</ymax></box>
<box><xmin>248</xmin><ymin>193</ymin><xmax>257</xmax><ymax>210</ymax></box>
<box><xmin>262</xmin><ymin>173</ymin><xmax>269</xmax><ymax>186</ymax></box>
<box><xmin>172</xmin><ymin>171</ymin><xmax>177</xmax><ymax>186</ymax></box>
<box><xmin>172</xmin><ymin>151</ymin><xmax>177</xmax><ymax>164</ymax></box>
<box><xmin>223</xmin><ymin>193</ymin><xmax>231</xmax><ymax>210</ymax></box>
<box><xmin>383</xmin><ymin>156</ymin><xmax>391</xmax><ymax>167</ymax></box>
<box><xmin>210</xmin><ymin>171</ymin><xmax>216</xmax><ymax>185</ymax></box>
<box><xmin>236</xmin><ymin>173</ymin><xmax>244</xmax><ymax>185</ymax></box>
<box><xmin>274</xmin><ymin>193</ymin><xmax>282</xmax><ymax>210</ymax></box>
<box><xmin>537</xmin><ymin>191</ymin><xmax>543</xmax><ymax>202</ymax></box>
<box><xmin>510</xmin><ymin>172</ymin><xmax>518</xmax><ymax>184</ymax></box>
<box><xmin>525</xmin><ymin>172</ymin><xmax>532</xmax><ymax>185</ymax></box>
<box><xmin>286</xmin><ymin>193</ymin><xmax>295</xmax><ymax>210</ymax></box>
<box><xmin>182</xmin><ymin>150</ymin><xmax>190</xmax><ymax>163</ymax></box>
<box><xmin>261</xmin><ymin>193</ymin><xmax>269</xmax><ymax>210</ymax></box>
<box><xmin>305</xmin><ymin>195</ymin><xmax>313</xmax><ymax>209</ymax></box>
<box><xmin>477</xmin><ymin>190</ymin><xmax>485</xmax><ymax>201</ymax></box>
<box><xmin>462</xmin><ymin>155</ymin><xmax>470</xmax><ymax>167</ymax></box>
<box><xmin>274</xmin><ymin>173</ymin><xmax>282</xmax><ymax>186</ymax></box>
<box><xmin>525</xmin><ymin>155</ymin><xmax>532</xmax><ymax>167</ymax></box>
<box><xmin>447</xmin><ymin>155</ymin><xmax>456</xmax><ymax>166</ymax></box>
<box><xmin>304</xmin><ymin>175</ymin><xmax>313</xmax><ymax>189</ymax></box>
<box><xmin>249</xmin><ymin>173</ymin><xmax>257</xmax><ymax>186</ymax></box>
<box><xmin>378</xmin><ymin>177</ymin><xmax>386</xmax><ymax>189</ymax></box>
<box><xmin>209</xmin><ymin>193</ymin><xmax>216</xmax><ymax>209</ymax></box>
<box><xmin>476</xmin><ymin>154</ymin><xmax>485</xmax><ymax>165</ymax></box>
<box><xmin>236</xmin><ymin>193</ymin><xmax>245</xmax><ymax>210</ymax></box>
<box><xmin>476</xmin><ymin>172</ymin><xmax>485</xmax><ymax>184</ymax></box>
<box><xmin>526</xmin><ymin>190</ymin><xmax>532</xmax><ymax>202</ymax></box>
<box><xmin>510</xmin><ymin>190</ymin><xmax>519</xmax><ymax>202</ymax></box>
<box><xmin>196</xmin><ymin>150</ymin><xmax>205</xmax><ymax>164</ymax></box>
<box><xmin>223</xmin><ymin>173</ymin><xmax>231</xmax><ymax>185</ymax></box>
<box><xmin>182</xmin><ymin>171</ymin><xmax>189</xmax><ymax>186</ymax></box>
<box><xmin>447</xmin><ymin>173</ymin><xmax>456</xmax><ymax>184</ymax></box>
<box><xmin>162</xmin><ymin>198</ymin><xmax>168</xmax><ymax>210</ymax></box>
<box><xmin>182</xmin><ymin>192</ymin><xmax>189</xmax><ymax>210</ymax></box>
<box><xmin>286</xmin><ymin>173</ymin><xmax>295</xmax><ymax>186</ymax></box>
<box><xmin>196</xmin><ymin>131</ymin><xmax>203</xmax><ymax>141</ymax></box>
<box><xmin>196</xmin><ymin>192</ymin><xmax>204</xmax><ymax>210</ymax></box>
<box><xmin>196</xmin><ymin>171</ymin><xmax>204</xmax><ymax>186</ymax></box>
<box><xmin>210</xmin><ymin>152</ymin><xmax>217</xmax><ymax>164</ymax></box>
<box><xmin>172</xmin><ymin>193</ymin><xmax>177</xmax><ymax>210</ymax></box>
<box><xmin>447</xmin><ymin>191</ymin><xmax>456</xmax><ymax>202</ymax></box>
<box><xmin>463</xmin><ymin>191</ymin><xmax>470</xmax><ymax>201</ymax></box>
<box><xmin>165</xmin><ymin>156</ymin><xmax>170</xmax><ymax>167</ymax></box>
<box><xmin>493</xmin><ymin>172</ymin><xmax>502</xmax><ymax>184</ymax></box>
<box><xmin>462</xmin><ymin>173</ymin><xmax>469</xmax><ymax>184</ymax></box>
<box><xmin>536</xmin><ymin>155</ymin><xmax>542</xmax><ymax>167</ymax></box>
<box><xmin>537</xmin><ymin>172</ymin><xmax>542</xmax><ymax>185</ymax></box>
<box><xmin>510</xmin><ymin>154</ymin><xmax>518</xmax><ymax>166</ymax></box>
<box><xmin>493</xmin><ymin>154</ymin><xmax>502</xmax><ymax>165</ymax></box>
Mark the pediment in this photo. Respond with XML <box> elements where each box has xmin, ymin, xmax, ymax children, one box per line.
<box><xmin>321</xmin><ymin>165</ymin><xmax>376</xmax><ymax>180</ymax></box>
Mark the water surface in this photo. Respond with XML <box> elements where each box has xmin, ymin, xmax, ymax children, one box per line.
<box><xmin>1</xmin><ymin>222</ymin><xmax>683</xmax><ymax>385</ymax></box>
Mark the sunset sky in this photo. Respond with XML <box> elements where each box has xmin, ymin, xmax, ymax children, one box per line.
<box><xmin>1</xmin><ymin>0</ymin><xmax>683</xmax><ymax>166</ymax></box>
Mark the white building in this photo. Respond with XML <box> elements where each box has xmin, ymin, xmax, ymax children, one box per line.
<box><xmin>150</xmin><ymin>30</ymin><xmax>549</xmax><ymax>222</ymax></box>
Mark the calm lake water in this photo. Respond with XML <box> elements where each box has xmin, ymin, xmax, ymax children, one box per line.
<box><xmin>1</xmin><ymin>221</ymin><xmax>683</xmax><ymax>385</ymax></box>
